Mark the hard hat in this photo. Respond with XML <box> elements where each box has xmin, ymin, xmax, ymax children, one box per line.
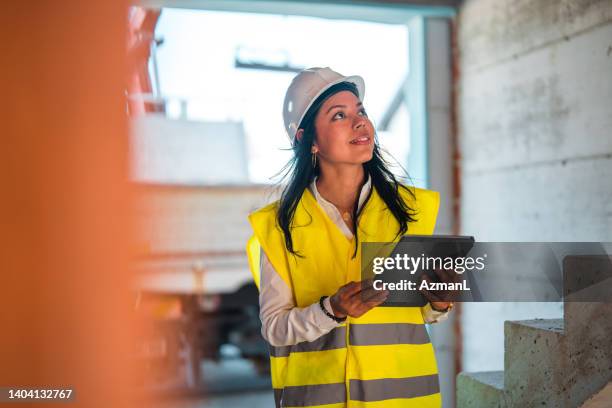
<box><xmin>283</xmin><ymin>67</ymin><xmax>365</xmax><ymax>143</ymax></box>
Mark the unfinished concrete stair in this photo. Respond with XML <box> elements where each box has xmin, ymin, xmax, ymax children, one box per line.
<box><xmin>457</xmin><ymin>256</ymin><xmax>612</xmax><ymax>407</ymax></box>
<box><xmin>579</xmin><ymin>381</ymin><xmax>612</xmax><ymax>408</ymax></box>
<box><xmin>457</xmin><ymin>371</ymin><xmax>505</xmax><ymax>406</ymax></box>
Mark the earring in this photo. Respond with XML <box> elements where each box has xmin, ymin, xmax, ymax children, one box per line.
<box><xmin>311</xmin><ymin>152</ymin><xmax>317</xmax><ymax>168</ymax></box>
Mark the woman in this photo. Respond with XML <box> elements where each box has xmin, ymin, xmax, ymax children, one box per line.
<box><xmin>246</xmin><ymin>67</ymin><xmax>453</xmax><ymax>408</ymax></box>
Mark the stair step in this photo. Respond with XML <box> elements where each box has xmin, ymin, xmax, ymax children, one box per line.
<box><xmin>457</xmin><ymin>256</ymin><xmax>612</xmax><ymax>407</ymax></box>
<box><xmin>580</xmin><ymin>381</ymin><xmax>612</xmax><ymax>408</ymax></box>
<box><xmin>504</xmin><ymin>318</ymin><xmax>565</xmax><ymax>375</ymax></box>
<box><xmin>461</xmin><ymin>371</ymin><xmax>504</xmax><ymax>390</ymax></box>
<box><xmin>456</xmin><ymin>371</ymin><xmax>505</xmax><ymax>408</ymax></box>
<box><xmin>562</xmin><ymin>258</ymin><xmax>612</xmax><ymax>407</ymax></box>
<box><xmin>508</xmin><ymin>318</ymin><xmax>564</xmax><ymax>334</ymax></box>
<box><xmin>504</xmin><ymin>318</ymin><xmax>567</xmax><ymax>406</ymax></box>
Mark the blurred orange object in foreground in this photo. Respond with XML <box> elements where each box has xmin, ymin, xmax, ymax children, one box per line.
<box><xmin>0</xmin><ymin>1</ymin><xmax>146</xmax><ymax>407</ymax></box>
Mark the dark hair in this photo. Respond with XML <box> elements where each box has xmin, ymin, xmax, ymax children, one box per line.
<box><xmin>276</xmin><ymin>81</ymin><xmax>417</xmax><ymax>257</ymax></box>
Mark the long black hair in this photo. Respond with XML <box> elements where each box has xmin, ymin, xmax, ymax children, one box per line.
<box><xmin>276</xmin><ymin>81</ymin><xmax>418</xmax><ymax>257</ymax></box>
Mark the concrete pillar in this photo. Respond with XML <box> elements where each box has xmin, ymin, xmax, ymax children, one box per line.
<box><xmin>425</xmin><ymin>17</ymin><xmax>457</xmax><ymax>408</ymax></box>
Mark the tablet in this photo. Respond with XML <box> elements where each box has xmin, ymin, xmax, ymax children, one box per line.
<box><xmin>371</xmin><ymin>234</ymin><xmax>475</xmax><ymax>307</ymax></box>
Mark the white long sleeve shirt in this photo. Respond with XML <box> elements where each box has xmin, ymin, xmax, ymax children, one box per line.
<box><xmin>259</xmin><ymin>176</ymin><xmax>450</xmax><ymax>347</ymax></box>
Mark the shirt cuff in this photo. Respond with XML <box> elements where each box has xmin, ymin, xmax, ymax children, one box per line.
<box><xmin>422</xmin><ymin>302</ymin><xmax>451</xmax><ymax>324</ymax></box>
<box><xmin>313</xmin><ymin>297</ymin><xmax>343</xmax><ymax>329</ymax></box>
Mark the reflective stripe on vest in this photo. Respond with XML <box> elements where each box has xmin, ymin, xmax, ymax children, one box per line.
<box><xmin>247</xmin><ymin>185</ymin><xmax>441</xmax><ymax>408</ymax></box>
<box><xmin>349</xmin><ymin>323</ymin><xmax>430</xmax><ymax>346</ymax></box>
<box><xmin>270</xmin><ymin>326</ymin><xmax>347</xmax><ymax>357</ymax></box>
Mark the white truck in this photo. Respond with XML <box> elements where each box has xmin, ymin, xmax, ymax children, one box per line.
<box><xmin>129</xmin><ymin>115</ymin><xmax>278</xmax><ymax>388</ymax></box>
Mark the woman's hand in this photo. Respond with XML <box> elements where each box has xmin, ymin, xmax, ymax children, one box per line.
<box><xmin>329</xmin><ymin>279</ymin><xmax>389</xmax><ymax>319</ymax></box>
<box><xmin>419</xmin><ymin>268</ymin><xmax>460</xmax><ymax>312</ymax></box>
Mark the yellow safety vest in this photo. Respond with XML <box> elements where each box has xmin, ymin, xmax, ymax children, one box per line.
<box><xmin>246</xmin><ymin>185</ymin><xmax>441</xmax><ymax>408</ymax></box>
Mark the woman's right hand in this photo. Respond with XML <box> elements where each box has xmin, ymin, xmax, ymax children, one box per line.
<box><xmin>329</xmin><ymin>279</ymin><xmax>389</xmax><ymax>319</ymax></box>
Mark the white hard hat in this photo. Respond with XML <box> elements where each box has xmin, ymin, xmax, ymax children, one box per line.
<box><xmin>282</xmin><ymin>67</ymin><xmax>365</xmax><ymax>143</ymax></box>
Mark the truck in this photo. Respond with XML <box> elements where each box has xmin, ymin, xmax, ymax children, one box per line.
<box><xmin>128</xmin><ymin>104</ymin><xmax>283</xmax><ymax>388</ymax></box>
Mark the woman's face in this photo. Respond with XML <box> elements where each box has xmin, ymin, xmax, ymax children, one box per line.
<box><xmin>312</xmin><ymin>90</ymin><xmax>375</xmax><ymax>166</ymax></box>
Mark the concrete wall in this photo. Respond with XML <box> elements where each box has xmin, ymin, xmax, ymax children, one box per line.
<box><xmin>456</xmin><ymin>0</ymin><xmax>612</xmax><ymax>371</ymax></box>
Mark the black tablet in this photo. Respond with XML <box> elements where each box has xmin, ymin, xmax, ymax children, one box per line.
<box><xmin>368</xmin><ymin>234</ymin><xmax>475</xmax><ymax>307</ymax></box>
